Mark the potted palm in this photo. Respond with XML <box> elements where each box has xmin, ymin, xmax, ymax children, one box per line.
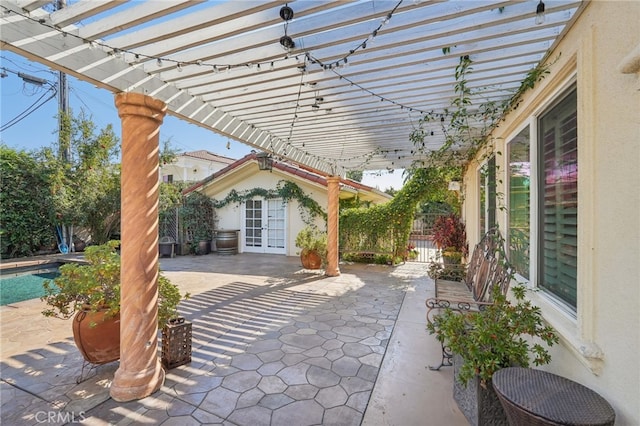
<box><xmin>427</xmin><ymin>285</ymin><xmax>559</xmax><ymax>425</ymax></box>
<box><xmin>41</xmin><ymin>240</ymin><xmax>188</xmax><ymax>365</ymax></box>
<box><xmin>295</xmin><ymin>226</ymin><xmax>327</xmax><ymax>269</ymax></box>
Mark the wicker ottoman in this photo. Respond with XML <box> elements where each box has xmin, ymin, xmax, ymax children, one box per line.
<box><xmin>492</xmin><ymin>367</ymin><xmax>615</xmax><ymax>426</ymax></box>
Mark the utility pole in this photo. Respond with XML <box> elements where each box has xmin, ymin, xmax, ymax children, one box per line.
<box><xmin>57</xmin><ymin>0</ymin><xmax>70</xmax><ymax>163</ymax></box>
<box><xmin>56</xmin><ymin>0</ymin><xmax>73</xmax><ymax>252</ymax></box>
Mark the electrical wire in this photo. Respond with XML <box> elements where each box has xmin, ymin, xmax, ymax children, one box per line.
<box><xmin>0</xmin><ymin>86</ymin><xmax>57</xmax><ymax>131</ymax></box>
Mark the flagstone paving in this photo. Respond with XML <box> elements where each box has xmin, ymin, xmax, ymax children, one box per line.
<box><xmin>1</xmin><ymin>252</ymin><xmax>466</xmax><ymax>425</ymax></box>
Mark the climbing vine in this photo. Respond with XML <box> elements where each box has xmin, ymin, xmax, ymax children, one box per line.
<box><xmin>411</xmin><ymin>54</ymin><xmax>557</xmax><ymax>167</ymax></box>
<box><xmin>340</xmin><ymin>167</ymin><xmax>444</xmax><ymax>264</ymax></box>
<box><xmin>211</xmin><ymin>180</ymin><xmax>326</xmax><ymax>226</ymax></box>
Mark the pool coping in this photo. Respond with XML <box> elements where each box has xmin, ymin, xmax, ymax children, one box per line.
<box><xmin>0</xmin><ymin>253</ymin><xmax>86</xmax><ymax>272</ymax></box>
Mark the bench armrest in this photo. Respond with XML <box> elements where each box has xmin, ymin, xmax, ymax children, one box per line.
<box><xmin>425</xmin><ymin>296</ymin><xmax>495</xmax><ymax>324</ymax></box>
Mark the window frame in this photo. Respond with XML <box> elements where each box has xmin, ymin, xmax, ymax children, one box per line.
<box><xmin>506</xmin><ymin>125</ymin><xmax>531</xmax><ymax>281</ymax></box>
<box><xmin>478</xmin><ymin>155</ymin><xmax>497</xmax><ymax>236</ymax></box>
<box><xmin>536</xmin><ymin>86</ymin><xmax>578</xmax><ymax>312</ymax></box>
<box><xmin>506</xmin><ymin>63</ymin><xmax>603</xmax><ymax>374</ymax></box>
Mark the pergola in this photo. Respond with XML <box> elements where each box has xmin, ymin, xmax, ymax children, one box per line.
<box><xmin>1</xmin><ymin>0</ymin><xmax>583</xmax><ymax>402</ymax></box>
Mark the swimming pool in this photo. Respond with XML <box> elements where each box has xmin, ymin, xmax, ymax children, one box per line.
<box><xmin>0</xmin><ymin>264</ymin><xmax>60</xmax><ymax>306</ymax></box>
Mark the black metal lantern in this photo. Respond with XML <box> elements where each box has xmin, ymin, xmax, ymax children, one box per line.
<box><xmin>280</xmin><ymin>5</ymin><xmax>294</xmax><ymax>21</ymax></box>
<box><xmin>256</xmin><ymin>152</ymin><xmax>273</xmax><ymax>171</ymax></box>
<box><xmin>279</xmin><ymin>35</ymin><xmax>295</xmax><ymax>50</ymax></box>
<box><xmin>279</xmin><ymin>4</ymin><xmax>295</xmax><ymax>51</ymax></box>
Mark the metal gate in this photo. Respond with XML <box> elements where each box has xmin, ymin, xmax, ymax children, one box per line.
<box><xmin>407</xmin><ymin>236</ymin><xmax>438</xmax><ymax>263</ymax></box>
<box><xmin>407</xmin><ymin>212</ymin><xmax>445</xmax><ymax>263</ymax></box>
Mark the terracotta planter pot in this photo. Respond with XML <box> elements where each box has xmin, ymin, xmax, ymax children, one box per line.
<box><xmin>197</xmin><ymin>240</ymin><xmax>210</xmax><ymax>255</ymax></box>
<box><xmin>72</xmin><ymin>309</ymin><xmax>120</xmax><ymax>365</ymax></box>
<box><xmin>73</xmin><ymin>240</ymin><xmax>86</xmax><ymax>252</ymax></box>
<box><xmin>300</xmin><ymin>248</ymin><xmax>322</xmax><ymax>269</ymax></box>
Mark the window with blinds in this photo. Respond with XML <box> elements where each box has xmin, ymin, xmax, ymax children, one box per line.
<box><xmin>508</xmin><ymin>127</ymin><xmax>530</xmax><ymax>279</ymax></box>
<box><xmin>538</xmin><ymin>88</ymin><xmax>578</xmax><ymax>308</ymax></box>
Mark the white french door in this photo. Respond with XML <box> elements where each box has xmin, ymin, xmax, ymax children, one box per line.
<box><xmin>242</xmin><ymin>198</ymin><xmax>286</xmax><ymax>254</ymax></box>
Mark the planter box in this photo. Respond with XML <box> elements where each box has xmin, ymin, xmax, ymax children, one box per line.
<box><xmin>161</xmin><ymin>317</ymin><xmax>192</xmax><ymax>369</ymax></box>
<box><xmin>453</xmin><ymin>354</ymin><xmax>508</xmax><ymax>426</ymax></box>
<box><xmin>159</xmin><ymin>242</ymin><xmax>176</xmax><ymax>258</ymax></box>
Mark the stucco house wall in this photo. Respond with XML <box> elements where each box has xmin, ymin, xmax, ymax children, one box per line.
<box><xmin>200</xmin><ymin>164</ymin><xmax>328</xmax><ymax>256</ymax></box>
<box><xmin>192</xmin><ymin>154</ymin><xmax>389</xmax><ymax>258</ymax></box>
<box><xmin>461</xmin><ymin>2</ymin><xmax>639</xmax><ymax>424</ymax></box>
<box><xmin>160</xmin><ymin>150</ymin><xmax>234</xmax><ymax>182</ymax></box>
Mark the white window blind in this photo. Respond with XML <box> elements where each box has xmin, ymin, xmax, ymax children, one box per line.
<box><xmin>538</xmin><ymin>88</ymin><xmax>578</xmax><ymax>308</ymax></box>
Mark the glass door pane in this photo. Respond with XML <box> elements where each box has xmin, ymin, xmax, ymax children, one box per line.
<box><xmin>266</xmin><ymin>199</ymin><xmax>285</xmax><ymax>252</ymax></box>
<box><xmin>245</xmin><ymin>199</ymin><xmax>262</xmax><ymax>248</ymax></box>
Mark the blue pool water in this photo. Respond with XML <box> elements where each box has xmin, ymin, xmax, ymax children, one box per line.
<box><xmin>0</xmin><ymin>265</ymin><xmax>60</xmax><ymax>306</ymax></box>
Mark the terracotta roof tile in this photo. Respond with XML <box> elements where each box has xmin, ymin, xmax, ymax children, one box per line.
<box><xmin>182</xmin><ymin>150</ymin><xmax>235</xmax><ymax>163</ymax></box>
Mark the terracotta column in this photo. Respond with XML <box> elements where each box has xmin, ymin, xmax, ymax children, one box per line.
<box><xmin>110</xmin><ymin>92</ymin><xmax>167</xmax><ymax>402</ymax></box>
<box><xmin>325</xmin><ymin>176</ymin><xmax>341</xmax><ymax>277</ymax></box>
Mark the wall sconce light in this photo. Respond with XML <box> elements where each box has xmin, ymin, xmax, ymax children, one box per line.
<box><xmin>256</xmin><ymin>152</ymin><xmax>273</xmax><ymax>171</ymax></box>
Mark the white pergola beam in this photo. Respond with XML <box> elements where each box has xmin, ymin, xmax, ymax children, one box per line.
<box><xmin>0</xmin><ymin>0</ymin><xmax>584</xmax><ymax>173</ymax></box>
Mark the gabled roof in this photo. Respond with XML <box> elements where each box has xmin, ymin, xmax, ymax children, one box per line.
<box><xmin>184</xmin><ymin>152</ymin><xmax>391</xmax><ymax>201</ymax></box>
<box><xmin>180</xmin><ymin>150</ymin><xmax>235</xmax><ymax>164</ymax></box>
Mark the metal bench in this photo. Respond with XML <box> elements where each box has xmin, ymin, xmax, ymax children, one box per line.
<box><xmin>426</xmin><ymin>228</ymin><xmax>512</xmax><ymax>370</ymax></box>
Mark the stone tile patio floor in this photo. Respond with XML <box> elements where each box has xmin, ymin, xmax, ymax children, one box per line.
<box><xmin>1</xmin><ymin>253</ymin><xmax>466</xmax><ymax>425</ymax></box>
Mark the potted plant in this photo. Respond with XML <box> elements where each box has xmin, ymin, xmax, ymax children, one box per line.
<box><xmin>295</xmin><ymin>226</ymin><xmax>327</xmax><ymax>269</ymax></box>
<box><xmin>41</xmin><ymin>240</ymin><xmax>188</xmax><ymax>365</ymax></box>
<box><xmin>72</xmin><ymin>234</ymin><xmax>86</xmax><ymax>252</ymax></box>
<box><xmin>431</xmin><ymin>213</ymin><xmax>468</xmax><ymax>263</ymax></box>
<box><xmin>405</xmin><ymin>243</ymin><xmax>419</xmax><ymax>261</ymax></box>
<box><xmin>194</xmin><ymin>229</ymin><xmax>212</xmax><ymax>255</ymax></box>
<box><xmin>427</xmin><ymin>284</ymin><xmax>559</xmax><ymax>425</ymax></box>
<box><xmin>427</xmin><ymin>254</ymin><xmax>467</xmax><ymax>282</ymax></box>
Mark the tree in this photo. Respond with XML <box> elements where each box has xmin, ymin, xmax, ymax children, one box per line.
<box><xmin>405</xmin><ymin>165</ymin><xmax>462</xmax><ymax>214</ymax></box>
<box><xmin>346</xmin><ymin>170</ymin><xmax>363</xmax><ymax>182</ymax></box>
<box><xmin>45</xmin><ymin>110</ymin><xmax>121</xmax><ymax>245</ymax></box>
<box><xmin>160</xmin><ymin>137</ymin><xmax>180</xmax><ymax>166</ymax></box>
<box><xmin>0</xmin><ymin>145</ymin><xmax>56</xmax><ymax>258</ymax></box>
<box><xmin>384</xmin><ymin>187</ymin><xmax>397</xmax><ymax>197</ymax></box>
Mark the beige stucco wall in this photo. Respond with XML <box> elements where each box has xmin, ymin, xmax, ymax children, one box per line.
<box><xmin>462</xmin><ymin>2</ymin><xmax>640</xmax><ymax>424</ymax></box>
<box><xmin>160</xmin><ymin>155</ymin><xmax>231</xmax><ymax>182</ymax></box>
<box><xmin>199</xmin><ymin>162</ymin><xmax>327</xmax><ymax>257</ymax></box>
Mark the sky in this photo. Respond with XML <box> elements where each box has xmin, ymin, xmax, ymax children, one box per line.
<box><xmin>1</xmin><ymin>51</ymin><xmax>405</xmax><ymax>191</ymax></box>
